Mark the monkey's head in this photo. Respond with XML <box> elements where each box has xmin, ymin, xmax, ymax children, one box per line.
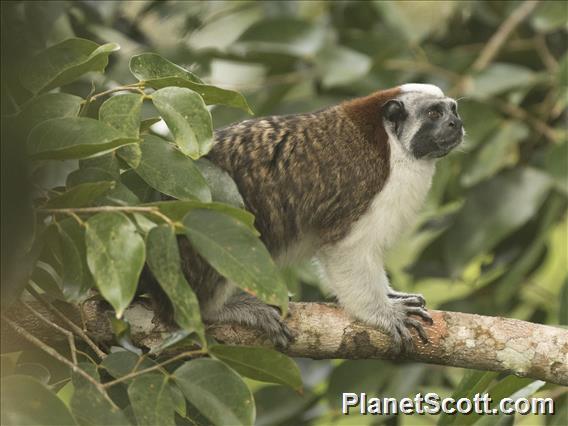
<box><xmin>382</xmin><ymin>84</ymin><xmax>464</xmax><ymax>159</ymax></box>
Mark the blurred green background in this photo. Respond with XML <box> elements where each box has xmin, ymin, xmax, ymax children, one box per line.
<box><xmin>1</xmin><ymin>1</ymin><xmax>567</xmax><ymax>425</ymax></box>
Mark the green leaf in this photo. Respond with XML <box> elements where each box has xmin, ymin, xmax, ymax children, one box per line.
<box><xmin>174</xmin><ymin>358</ymin><xmax>255</xmax><ymax>426</ymax></box>
<box><xmin>57</xmin><ymin>219</ymin><xmax>94</xmax><ymax>302</ymax></box>
<box><xmin>461</xmin><ymin>121</ymin><xmax>529</xmax><ymax>187</ymax></box>
<box><xmin>146</xmin><ymin>225</ymin><xmax>205</xmax><ymax>341</ymax></box>
<box><xmin>438</xmin><ymin>370</ymin><xmax>498</xmax><ymax>426</ymax></box>
<box><xmin>117</xmin><ymin>143</ymin><xmax>142</xmax><ymax>168</ymax></box>
<box><xmin>99</xmin><ymin>93</ymin><xmax>144</xmax><ymax>139</ymax></box>
<box><xmin>148</xmin><ymin>330</ymin><xmax>197</xmax><ymax>355</ymax></box>
<box><xmin>121</xmin><ymin>169</ymin><xmax>159</xmax><ymax>203</ymax></box>
<box><xmin>130</xmin><ymin>52</ymin><xmax>203</xmax><ymax>84</ymax></box>
<box><xmin>80</xmin><ymin>152</ymin><xmax>121</xmax><ymax>178</ymax></box>
<box><xmin>129</xmin><ymin>53</ymin><xmax>252</xmax><ymax>113</ymax></box>
<box><xmin>210</xmin><ymin>345</ymin><xmax>302</xmax><ymax>392</ymax></box>
<box><xmin>183</xmin><ymin>209</ymin><xmax>288</xmax><ymax>314</ymax></box>
<box><xmin>560</xmin><ymin>278</ymin><xmax>568</xmax><ymax>325</ymax></box>
<box><xmin>85</xmin><ymin>212</ymin><xmax>145</xmax><ymax>317</ymax></box>
<box><xmin>481</xmin><ymin>378</ymin><xmax>543</xmax><ymax>425</ymax></box>
<box><xmin>44</xmin><ymin>181</ymin><xmax>115</xmax><ymax>208</ymax></box>
<box><xmin>442</xmin><ymin>167</ymin><xmax>552</xmax><ymax>276</ymax></box>
<box><xmin>134</xmin><ymin>135</ymin><xmax>211</xmax><ymax>202</ymax></box>
<box><xmin>140</xmin><ymin>117</ymin><xmax>161</xmax><ymax>134</ymax></box>
<box><xmin>254</xmin><ymin>385</ymin><xmax>312</xmax><ymax>426</ymax></box>
<box><xmin>30</xmin><ymin>261</ymin><xmax>65</xmax><ymax>300</ymax></box>
<box><xmin>531</xmin><ymin>1</ymin><xmax>568</xmax><ymax>32</ymax></box>
<box><xmin>13</xmin><ymin>363</ymin><xmax>51</xmax><ymax>384</ymax></box>
<box><xmin>102</xmin><ymin>183</ymin><xmax>143</xmax><ymax>207</ymax></box>
<box><xmin>101</xmin><ymin>350</ymin><xmax>158</xmax><ymax>382</ymax></box>
<box><xmin>170</xmin><ymin>383</ymin><xmax>187</xmax><ymax>417</ymax></box>
<box><xmin>375</xmin><ymin>1</ymin><xmax>457</xmax><ymax>43</ymax></box>
<box><xmin>147</xmin><ymin>200</ymin><xmax>257</xmax><ymax>233</ymax></box>
<box><xmin>317</xmin><ymin>45</ymin><xmax>372</xmax><ymax>88</ymax></box>
<box><xmin>64</xmin><ymin>169</ymin><xmax>140</xmax><ymax>206</ymax></box>
<box><xmin>326</xmin><ymin>360</ymin><xmax>390</xmax><ymax>411</ymax></box>
<box><xmin>195</xmin><ymin>158</ymin><xmax>245</xmax><ymax>207</ymax></box>
<box><xmin>27</xmin><ymin>117</ymin><xmax>137</xmax><ymax>160</ymax></box>
<box><xmin>456</xmin><ymin>101</ymin><xmax>501</xmax><ymax>149</ymax></box>
<box><xmin>21</xmin><ymin>38</ymin><xmax>119</xmax><ymax>94</ymax></box>
<box><xmin>17</xmin><ymin>93</ymin><xmax>83</xmax><ymax>136</ymax></box>
<box><xmin>70</xmin><ymin>363</ymin><xmax>130</xmax><ymax>426</ymax></box>
<box><xmin>0</xmin><ymin>354</ymin><xmax>18</xmax><ymax>378</ymax></box>
<box><xmin>110</xmin><ymin>317</ymin><xmax>142</xmax><ymax>355</ymax></box>
<box><xmin>128</xmin><ymin>374</ymin><xmax>176</xmax><ymax>426</ymax></box>
<box><xmin>468</xmin><ymin>63</ymin><xmax>536</xmax><ymax>99</ymax></box>
<box><xmin>1</xmin><ymin>375</ymin><xmax>77</xmax><ymax>426</ymax></box>
<box><xmin>67</xmin><ymin>168</ymin><xmax>116</xmax><ymax>187</ymax></box>
<box><xmin>236</xmin><ymin>18</ymin><xmax>326</xmax><ymax>57</ymax></box>
<box><xmin>543</xmin><ymin>140</ymin><xmax>568</xmax><ymax>195</ymax></box>
<box><xmin>151</xmin><ymin>87</ymin><xmax>213</xmax><ymax>159</ymax></box>
<box><xmin>442</xmin><ymin>375</ymin><xmax>537</xmax><ymax>426</ymax></box>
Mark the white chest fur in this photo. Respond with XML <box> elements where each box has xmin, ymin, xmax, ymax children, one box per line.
<box><xmin>337</xmin><ymin>137</ymin><xmax>435</xmax><ymax>256</ymax></box>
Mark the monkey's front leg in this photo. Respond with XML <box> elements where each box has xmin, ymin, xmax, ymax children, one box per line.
<box><xmin>318</xmin><ymin>250</ymin><xmax>432</xmax><ymax>353</ymax></box>
<box><xmin>387</xmin><ymin>289</ymin><xmax>426</xmax><ymax>307</ymax></box>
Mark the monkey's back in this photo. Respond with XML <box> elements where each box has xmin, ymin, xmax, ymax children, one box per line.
<box><xmin>207</xmin><ymin>106</ymin><xmax>390</xmax><ymax>256</ymax></box>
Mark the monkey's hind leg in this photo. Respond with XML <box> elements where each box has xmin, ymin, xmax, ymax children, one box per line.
<box><xmin>202</xmin><ymin>292</ymin><xmax>294</xmax><ymax>348</ymax></box>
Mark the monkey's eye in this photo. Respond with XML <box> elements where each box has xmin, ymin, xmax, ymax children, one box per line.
<box><xmin>428</xmin><ymin>110</ymin><xmax>442</xmax><ymax>120</ymax></box>
<box><xmin>451</xmin><ymin>103</ymin><xmax>458</xmax><ymax>115</ymax></box>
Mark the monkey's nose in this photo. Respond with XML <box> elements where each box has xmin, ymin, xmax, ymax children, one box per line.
<box><xmin>448</xmin><ymin>119</ymin><xmax>462</xmax><ymax>129</ymax></box>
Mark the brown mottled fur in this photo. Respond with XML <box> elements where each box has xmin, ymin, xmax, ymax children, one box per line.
<box><xmin>148</xmin><ymin>89</ymin><xmax>405</xmax><ymax>344</ymax></box>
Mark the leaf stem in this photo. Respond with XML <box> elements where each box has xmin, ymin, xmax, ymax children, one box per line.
<box><xmin>27</xmin><ymin>287</ymin><xmax>107</xmax><ymax>360</ymax></box>
<box><xmin>21</xmin><ymin>300</ymin><xmax>79</xmax><ymax>365</ymax></box>
<box><xmin>37</xmin><ymin>206</ymin><xmax>177</xmax><ymax>227</ymax></box>
<box><xmin>2</xmin><ymin>314</ymin><xmax>119</xmax><ymax>409</ymax></box>
<box><xmin>83</xmin><ymin>83</ymin><xmax>146</xmax><ymax>104</ymax></box>
<box><xmin>102</xmin><ymin>349</ymin><xmax>206</xmax><ymax>388</ymax></box>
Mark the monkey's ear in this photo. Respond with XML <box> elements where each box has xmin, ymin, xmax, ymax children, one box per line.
<box><xmin>383</xmin><ymin>99</ymin><xmax>407</xmax><ymax>122</ymax></box>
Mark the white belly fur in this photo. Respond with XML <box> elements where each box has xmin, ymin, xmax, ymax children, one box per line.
<box><xmin>331</xmin><ymin>138</ymin><xmax>435</xmax><ymax>257</ymax></box>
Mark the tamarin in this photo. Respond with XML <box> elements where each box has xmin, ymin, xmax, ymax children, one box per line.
<box><xmin>149</xmin><ymin>83</ymin><xmax>464</xmax><ymax>353</ymax></box>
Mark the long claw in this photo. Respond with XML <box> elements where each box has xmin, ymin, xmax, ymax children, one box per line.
<box><xmin>406</xmin><ymin>306</ymin><xmax>434</xmax><ymax>324</ymax></box>
<box><xmin>405</xmin><ymin>317</ymin><xmax>430</xmax><ymax>344</ymax></box>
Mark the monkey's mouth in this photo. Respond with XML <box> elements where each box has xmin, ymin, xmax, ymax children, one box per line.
<box><xmin>429</xmin><ymin>136</ymin><xmax>463</xmax><ymax>158</ymax></box>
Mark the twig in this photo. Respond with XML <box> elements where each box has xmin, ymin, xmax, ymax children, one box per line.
<box><xmin>37</xmin><ymin>206</ymin><xmax>176</xmax><ymax>227</ymax></box>
<box><xmin>2</xmin><ymin>315</ymin><xmax>119</xmax><ymax>410</ymax></box>
<box><xmin>22</xmin><ymin>300</ymin><xmax>78</xmax><ymax>365</ymax></box>
<box><xmin>534</xmin><ymin>34</ymin><xmax>559</xmax><ymax>72</ymax></box>
<box><xmin>67</xmin><ymin>211</ymin><xmax>85</xmax><ymax>227</ymax></box>
<box><xmin>495</xmin><ymin>98</ymin><xmax>560</xmax><ymax>143</ymax></box>
<box><xmin>471</xmin><ymin>0</ymin><xmax>541</xmax><ymax>72</ymax></box>
<box><xmin>27</xmin><ymin>287</ymin><xmax>107</xmax><ymax>360</ymax></box>
<box><xmin>102</xmin><ymin>350</ymin><xmax>205</xmax><ymax>388</ymax></box>
<box><xmin>450</xmin><ymin>0</ymin><xmax>541</xmax><ymax>96</ymax></box>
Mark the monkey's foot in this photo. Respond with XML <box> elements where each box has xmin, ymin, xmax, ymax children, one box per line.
<box><xmin>206</xmin><ymin>293</ymin><xmax>294</xmax><ymax>348</ymax></box>
<box><xmin>381</xmin><ymin>300</ymin><xmax>433</xmax><ymax>354</ymax></box>
<box><xmin>387</xmin><ymin>290</ymin><xmax>426</xmax><ymax>308</ymax></box>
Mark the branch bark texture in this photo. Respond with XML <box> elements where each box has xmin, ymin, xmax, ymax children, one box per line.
<box><xmin>2</xmin><ymin>301</ymin><xmax>567</xmax><ymax>386</ymax></box>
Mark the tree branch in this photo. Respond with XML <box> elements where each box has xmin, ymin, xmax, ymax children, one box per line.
<box><xmin>2</xmin><ymin>300</ymin><xmax>567</xmax><ymax>386</ymax></box>
<box><xmin>470</xmin><ymin>0</ymin><xmax>540</xmax><ymax>72</ymax></box>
